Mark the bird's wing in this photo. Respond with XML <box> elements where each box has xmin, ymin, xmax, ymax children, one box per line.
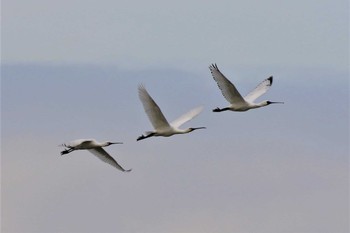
<box><xmin>138</xmin><ymin>85</ymin><xmax>170</xmax><ymax>130</ymax></box>
<box><xmin>88</xmin><ymin>148</ymin><xmax>131</xmax><ymax>172</ymax></box>
<box><xmin>62</xmin><ymin>139</ymin><xmax>93</xmax><ymax>148</ymax></box>
<box><xmin>244</xmin><ymin>76</ymin><xmax>273</xmax><ymax>103</ymax></box>
<box><xmin>170</xmin><ymin>106</ymin><xmax>203</xmax><ymax>128</ymax></box>
<box><xmin>209</xmin><ymin>64</ymin><xmax>246</xmax><ymax>104</ymax></box>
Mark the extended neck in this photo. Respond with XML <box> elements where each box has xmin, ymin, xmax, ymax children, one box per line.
<box><xmin>101</xmin><ymin>142</ymin><xmax>123</xmax><ymax>147</ymax></box>
<box><xmin>183</xmin><ymin>127</ymin><xmax>206</xmax><ymax>134</ymax></box>
<box><xmin>256</xmin><ymin>101</ymin><xmax>284</xmax><ymax>108</ymax></box>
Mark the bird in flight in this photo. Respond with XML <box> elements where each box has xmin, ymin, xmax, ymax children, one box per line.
<box><xmin>60</xmin><ymin>139</ymin><xmax>131</xmax><ymax>172</ymax></box>
<box><xmin>209</xmin><ymin>64</ymin><xmax>283</xmax><ymax>112</ymax></box>
<box><xmin>137</xmin><ymin>85</ymin><xmax>206</xmax><ymax>141</ymax></box>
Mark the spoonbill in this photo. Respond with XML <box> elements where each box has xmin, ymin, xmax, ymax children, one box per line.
<box><xmin>209</xmin><ymin>64</ymin><xmax>283</xmax><ymax>112</ymax></box>
<box><xmin>60</xmin><ymin>139</ymin><xmax>131</xmax><ymax>172</ymax></box>
<box><xmin>137</xmin><ymin>85</ymin><xmax>206</xmax><ymax>141</ymax></box>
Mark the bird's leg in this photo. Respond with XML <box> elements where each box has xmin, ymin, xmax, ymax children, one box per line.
<box><xmin>137</xmin><ymin>135</ymin><xmax>143</xmax><ymax>141</ymax></box>
<box><xmin>136</xmin><ymin>133</ymin><xmax>155</xmax><ymax>141</ymax></box>
<box><xmin>60</xmin><ymin>148</ymin><xmax>74</xmax><ymax>155</ymax></box>
<box><xmin>213</xmin><ymin>107</ymin><xmax>230</xmax><ymax>112</ymax></box>
<box><xmin>136</xmin><ymin>135</ymin><xmax>147</xmax><ymax>141</ymax></box>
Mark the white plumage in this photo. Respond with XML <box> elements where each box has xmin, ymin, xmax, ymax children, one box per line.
<box><xmin>209</xmin><ymin>63</ymin><xmax>283</xmax><ymax>112</ymax></box>
<box><xmin>60</xmin><ymin>139</ymin><xmax>131</xmax><ymax>172</ymax></box>
<box><xmin>137</xmin><ymin>85</ymin><xmax>205</xmax><ymax>141</ymax></box>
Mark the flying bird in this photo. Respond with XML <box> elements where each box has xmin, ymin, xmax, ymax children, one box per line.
<box><xmin>60</xmin><ymin>139</ymin><xmax>131</xmax><ymax>172</ymax></box>
<box><xmin>209</xmin><ymin>64</ymin><xmax>283</xmax><ymax>112</ymax></box>
<box><xmin>137</xmin><ymin>85</ymin><xmax>206</xmax><ymax>141</ymax></box>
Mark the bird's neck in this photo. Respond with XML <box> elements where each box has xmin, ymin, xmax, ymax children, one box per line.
<box><xmin>175</xmin><ymin>128</ymin><xmax>192</xmax><ymax>134</ymax></box>
<box><xmin>183</xmin><ymin>128</ymin><xmax>193</xmax><ymax>134</ymax></box>
<box><xmin>252</xmin><ymin>101</ymin><xmax>268</xmax><ymax>108</ymax></box>
<box><xmin>100</xmin><ymin>142</ymin><xmax>110</xmax><ymax>147</ymax></box>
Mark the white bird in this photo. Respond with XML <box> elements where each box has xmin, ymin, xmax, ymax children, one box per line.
<box><xmin>137</xmin><ymin>85</ymin><xmax>206</xmax><ymax>141</ymax></box>
<box><xmin>60</xmin><ymin>139</ymin><xmax>131</xmax><ymax>172</ymax></box>
<box><xmin>209</xmin><ymin>64</ymin><xmax>283</xmax><ymax>112</ymax></box>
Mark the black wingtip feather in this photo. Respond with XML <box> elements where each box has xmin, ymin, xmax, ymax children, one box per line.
<box><xmin>268</xmin><ymin>76</ymin><xmax>273</xmax><ymax>85</ymax></box>
<box><xmin>209</xmin><ymin>63</ymin><xmax>219</xmax><ymax>71</ymax></box>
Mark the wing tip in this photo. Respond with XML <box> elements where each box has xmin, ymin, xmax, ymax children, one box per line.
<box><xmin>267</xmin><ymin>76</ymin><xmax>273</xmax><ymax>85</ymax></box>
<box><xmin>138</xmin><ymin>84</ymin><xmax>149</xmax><ymax>98</ymax></box>
<box><xmin>138</xmin><ymin>83</ymin><xmax>146</xmax><ymax>91</ymax></box>
<box><xmin>209</xmin><ymin>63</ymin><xmax>218</xmax><ymax>71</ymax></box>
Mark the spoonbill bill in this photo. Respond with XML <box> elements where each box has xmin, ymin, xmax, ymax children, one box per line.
<box><xmin>60</xmin><ymin>139</ymin><xmax>131</xmax><ymax>172</ymax></box>
<box><xmin>209</xmin><ymin>64</ymin><xmax>283</xmax><ymax>112</ymax></box>
<box><xmin>137</xmin><ymin>85</ymin><xmax>206</xmax><ymax>141</ymax></box>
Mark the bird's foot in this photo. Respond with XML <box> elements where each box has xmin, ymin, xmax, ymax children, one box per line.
<box><xmin>212</xmin><ymin>107</ymin><xmax>221</xmax><ymax>112</ymax></box>
<box><xmin>60</xmin><ymin>150</ymin><xmax>69</xmax><ymax>155</ymax></box>
<box><xmin>137</xmin><ymin>135</ymin><xmax>145</xmax><ymax>141</ymax></box>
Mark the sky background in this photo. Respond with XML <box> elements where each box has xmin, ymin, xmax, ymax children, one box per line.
<box><xmin>1</xmin><ymin>0</ymin><xmax>349</xmax><ymax>233</ymax></box>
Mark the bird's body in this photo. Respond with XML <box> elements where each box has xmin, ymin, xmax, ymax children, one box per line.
<box><xmin>60</xmin><ymin>139</ymin><xmax>131</xmax><ymax>172</ymax></box>
<box><xmin>209</xmin><ymin>64</ymin><xmax>283</xmax><ymax>112</ymax></box>
<box><xmin>137</xmin><ymin>85</ymin><xmax>205</xmax><ymax>141</ymax></box>
<box><xmin>62</xmin><ymin>139</ymin><xmax>111</xmax><ymax>150</ymax></box>
<box><xmin>213</xmin><ymin>100</ymin><xmax>270</xmax><ymax>112</ymax></box>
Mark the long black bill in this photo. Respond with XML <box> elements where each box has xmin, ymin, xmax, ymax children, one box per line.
<box><xmin>268</xmin><ymin>101</ymin><xmax>284</xmax><ymax>104</ymax></box>
<box><xmin>192</xmin><ymin>127</ymin><xmax>206</xmax><ymax>130</ymax></box>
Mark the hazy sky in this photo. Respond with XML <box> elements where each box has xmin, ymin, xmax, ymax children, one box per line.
<box><xmin>2</xmin><ymin>0</ymin><xmax>349</xmax><ymax>233</ymax></box>
<box><xmin>2</xmin><ymin>0</ymin><xmax>348</xmax><ymax>70</ymax></box>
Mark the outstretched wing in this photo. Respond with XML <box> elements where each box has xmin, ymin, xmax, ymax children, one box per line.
<box><xmin>244</xmin><ymin>76</ymin><xmax>273</xmax><ymax>103</ymax></box>
<box><xmin>170</xmin><ymin>106</ymin><xmax>203</xmax><ymax>129</ymax></box>
<box><xmin>138</xmin><ymin>85</ymin><xmax>170</xmax><ymax>130</ymax></box>
<box><xmin>61</xmin><ymin>139</ymin><xmax>93</xmax><ymax>148</ymax></box>
<box><xmin>209</xmin><ymin>64</ymin><xmax>245</xmax><ymax>105</ymax></box>
<box><xmin>88</xmin><ymin>148</ymin><xmax>131</xmax><ymax>172</ymax></box>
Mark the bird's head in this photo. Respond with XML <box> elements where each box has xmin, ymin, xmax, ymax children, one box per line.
<box><xmin>188</xmin><ymin>127</ymin><xmax>206</xmax><ymax>132</ymax></box>
<box><xmin>105</xmin><ymin>141</ymin><xmax>123</xmax><ymax>146</ymax></box>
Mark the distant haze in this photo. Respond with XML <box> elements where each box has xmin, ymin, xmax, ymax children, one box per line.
<box><xmin>2</xmin><ymin>0</ymin><xmax>348</xmax><ymax>71</ymax></box>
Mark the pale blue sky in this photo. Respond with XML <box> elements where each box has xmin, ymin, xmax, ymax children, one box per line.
<box><xmin>1</xmin><ymin>0</ymin><xmax>349</xmax><ymax>233</ymax></box>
